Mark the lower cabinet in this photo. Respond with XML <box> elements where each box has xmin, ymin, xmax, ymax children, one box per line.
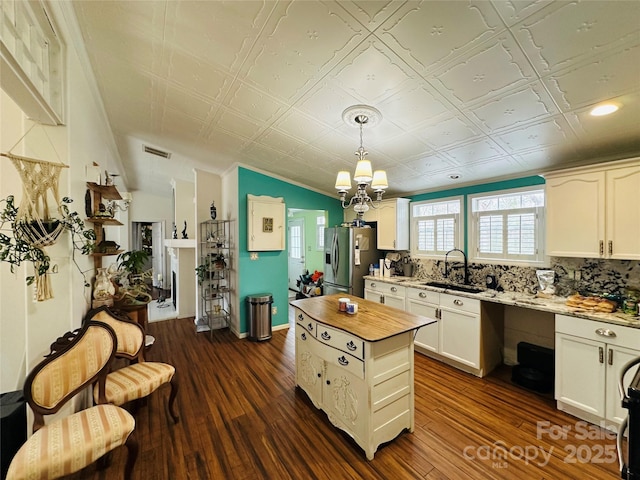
<box><xmin>407</xmin><ymin>287</ymin><xmax>503</xmax><ymax>377</ymax></box>
<box><xmin>364</xmin><ymin>280</ymin><xmax>406</xmax><ymax>310</ymax></box>
<box><xmin>406</xmin><ymin>287</ymin><xmax>439</xmax><ymax>353</ymax></box>
<box><xmin>555</xmin><ymin>314</ymin><xmax>640</xmax><ymax>428</ymax></box>
<box><xmin>294</xmin><ymin>308</ymin><xmax>414</xmax><ymax>460</ymax></box>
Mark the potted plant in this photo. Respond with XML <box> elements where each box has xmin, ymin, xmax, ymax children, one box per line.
<box><xmin>0</xmin><ymin>195</ymin><xmax>96</xmax><ymax>290</ymax></box>
<box><xmin>112</xmin><ymin>249</ymin><xmax>151</xmax><ymax>306</ymax></box>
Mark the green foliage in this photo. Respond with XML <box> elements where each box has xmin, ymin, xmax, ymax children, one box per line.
<box><xmin>0</xmin><ymin>195</ymin><xmax>96</xmax><ymax>285</ymax></box>
<box><xmin>116</xmin><ymin>249</ymin><xmax>150</xmax><ymax>275</ymax></box>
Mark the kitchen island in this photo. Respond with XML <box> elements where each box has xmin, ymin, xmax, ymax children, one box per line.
<box><xmin>290</xmin><ymin>293</ymin><xmax>435</xmax><ymax>460</ymax></box>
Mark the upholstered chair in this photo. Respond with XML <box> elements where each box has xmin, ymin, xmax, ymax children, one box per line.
<box><xmin>86</xmin><ymin>306</ymin><xmax>179</xmax><ymax>423</ymax></box>
<box><xmin>6</xmin><ymin>321</ymin><xmax>138</xmax><ymax>480</ymax></box>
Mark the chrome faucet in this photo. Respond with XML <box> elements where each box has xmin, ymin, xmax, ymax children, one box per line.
<box><xmin>444</xmin><ymin>248</ymin><xmax>469</xmax><ymax>285</ymax></box>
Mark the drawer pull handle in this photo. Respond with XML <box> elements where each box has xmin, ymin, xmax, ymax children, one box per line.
<box><xmin>307</xmin><ymin>323</ymin><xmax>313</xmax><ymax>332</ymax></box>
<box><xmin>600</xmin><ymin>240</ymin><xmax>604</xmax><ymax>256</ymax></box>
<box><xmin>595</xmin><ymin>328</ymin><xmax>616</xmax><ymax>338</ymax></box>
<box><xmin>419</xmin><ymin>292</ymin><xmax>426</xmax><ymax>298</ymax></box>
<box><xmin>371</xmin><ymin>283</ymin><xmax>376</xmax><ymax>288</ymax></box>
<box><xmin>608</xmin><ymin>348</ymin><xmax>613</xmax><ymax>366</ymax></box>
<box><xmin>453</xmin><ymin>299</ymin><xmax>464</xmax><ymax>306</ymax></box>
<box><xmin>346</xmin><ymin>340</ymin><xmax>357</xmax><ymax>351</ymax></box>
<box><xmin>301</xmin><ymin>332</ymin><xmax>307</xmax><ymax>341</ymax></box>
<box><xmin>599</xmin><ymin>346</ymin><xmax>604</xmax><ymax>364</ymax></box>
<box><xmin>608</xmin><ymin>240</ymin><xmax>613</xmax><ymax>255</ymax></box>
<box><xmin>391</xmin><ymin>286</ymin><xmax>397</xmax><ymax>292</ymax></box>
<box><xmin>338</xmin><ymin>356</ymin><xmax>349</xmax><ymax>366</ymax></box>
<box><xmin>297</xmin><ymin>313</ymin><xmax>303</xmax><ymax>321</ymax></box>
<box><xmin>321</xmin><ymin>331</ymin><xmax>331</xmax><ymax>341</ymax></box>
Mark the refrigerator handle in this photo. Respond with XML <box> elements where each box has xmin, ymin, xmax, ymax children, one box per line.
<box><xmin>332</xmin><ymin>233</ymin><xmax>339</xmax><ymax>278</ymax></box>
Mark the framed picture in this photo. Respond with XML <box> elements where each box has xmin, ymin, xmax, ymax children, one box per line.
<box><xmin>263</xmin><ymin>217</ymin><xmax>273</xmax><ymax>233</ymax></box>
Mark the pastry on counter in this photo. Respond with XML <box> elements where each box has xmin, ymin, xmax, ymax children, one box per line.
<box><xmin>565</xmin><ymin>294</ymin><xmax>616</xmax><ymax>313</ymax></box>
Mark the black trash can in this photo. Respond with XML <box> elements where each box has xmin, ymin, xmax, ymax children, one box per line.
<box><xmin>1</xmin><ymin>391</ymin><xmax>26</xmax><ymax>478</ymax></box>
<box><xmin>246</xmin><ymin>294</ymin><xmax>273</xmax><ymax>341</ymax></box>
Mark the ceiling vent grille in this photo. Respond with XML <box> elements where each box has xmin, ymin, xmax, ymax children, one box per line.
<box><xmin>143</xmin><ymin>145</ymin><xmax>172</xmax><ymax>159</ymax></box>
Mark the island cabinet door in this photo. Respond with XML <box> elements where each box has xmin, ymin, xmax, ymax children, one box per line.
<box><xmin>295</xmin><ymin>325</ymin><xmax>323</xmax><ymax>407</ymax></box>
<box><xmin>323</xmin><ymin>362</ymin><xmax>368</xmax><ymax>443</ymax></box>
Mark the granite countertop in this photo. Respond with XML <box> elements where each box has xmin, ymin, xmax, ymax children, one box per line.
<box><xmin>363</xmin><ymin>275</ymin><xmax>640</xmax><ymax>329</ymax></box>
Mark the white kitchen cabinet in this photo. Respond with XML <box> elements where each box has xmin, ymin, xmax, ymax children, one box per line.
<box><xmin>377</xmin><ymin>198</ymin><xmax>410</xmax><ymax>250</ymax></box>
<box><xmin>439</xmin><ymin>294</ymin><xmax>481</xmax><ymax>369</ymax></box>
<box><xmin>546</xmin><ymin>159</ymin><xmax>640</xmax><ymax>260</ymax></box>
<box><xmin>343</xmin><ymin>206</ymin><xmax>378</xmax><ymax>224</ymax></box>
<box><xmin>294</xmin><ymin>308</ymin><xmax>415</xmax><ymax>460</ymax></box>
<box><xmin>247</xmin><ymin>194</ymin><xmax>286</xmax><ymax>251</ymax></box>
<box><xmin>555</xmin><ymin>314</ymin><xmax>640</xmax><ymax>429</ymax></box>
<box><xmin>406</xmin><ymin>287</ymin><xmax>439</xmax><ymax>353</ymax></box>
<box><xmin>364</xmin><ymin>279</ymin><xmax>406</xmax><ymax>310</ymax></box>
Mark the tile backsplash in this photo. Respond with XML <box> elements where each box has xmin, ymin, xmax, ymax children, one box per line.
<box><xmin>407</xmin><ymin>256</ymin><xmax>640</xmax><ymax>297</ymax></box>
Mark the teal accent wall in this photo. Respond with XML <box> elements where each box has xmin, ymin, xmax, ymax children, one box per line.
<box><xmin>238</xmin><ymin>167</ymin><xmax>343</xmax><ymax>332</ymax></box>
<box><xmin>408</xmin><ymin>175</ymin><xmax>545</xmax><ymax>252</ymax></box>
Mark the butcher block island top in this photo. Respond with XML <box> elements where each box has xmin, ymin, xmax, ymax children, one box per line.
<box><xmin>289</xmin><ymin>293</ymin><xmax>435</xmax><ymax>341</ymax></box>
<box><xmin>290</xmin><ymin>293</ymin><xmax>435</xmax><ymax>460</ymax></box>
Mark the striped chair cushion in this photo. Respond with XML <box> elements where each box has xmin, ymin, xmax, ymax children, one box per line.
<box><xmin>7</xmin><ymin>404</ymin><xmax>134</xmax><ymax>480</ymax></box>
<box><xmin>96</xmin><ymin>362</ymin><xmax>175</xmax><ymax>406</ymax></box>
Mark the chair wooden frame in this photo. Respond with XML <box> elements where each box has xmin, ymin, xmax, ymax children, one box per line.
<box><xmin>7</xmin><ymin>321</ymin><xmax>138</xmax><ymax>480</ymax></box>
<box><xmin>86</xmin><ymin>306</ymin><xmax>179</xmax><ymax>423</ymax></box>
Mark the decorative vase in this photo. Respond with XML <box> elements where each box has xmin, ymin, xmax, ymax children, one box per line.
<box><xmin>93</xmin><ymin>267</ymin><xmax>115</xmax><ymax>300</ymax></box>
<box><xmin>210</xmin><ymin>201</ymin><xmax>217</xmax><ymax>220</ymax></box>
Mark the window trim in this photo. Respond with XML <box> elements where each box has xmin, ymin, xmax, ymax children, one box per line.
<box><xmin>467</xmin><ymin>186</ymin><xmax>547</xmax><ymax>267</ymax></box>
<box><xmin>410</xmin><ymin>195</ymin><xmax>463</xmax><ymax>259</ymax></box>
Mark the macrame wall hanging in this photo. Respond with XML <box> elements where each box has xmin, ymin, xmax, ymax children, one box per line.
<box><xmin>1</xmin><ymin>123</ymin><xmax>68</xmax><ymax>301</ymax></box>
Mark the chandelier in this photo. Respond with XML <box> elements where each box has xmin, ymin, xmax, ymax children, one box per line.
<box><xmin>335</xmin><ymin>105</ymin><xmax>388</xmax><ymax>217</ymax></box>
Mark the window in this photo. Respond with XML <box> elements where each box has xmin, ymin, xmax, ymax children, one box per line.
<box><xmin>410</xmin><ymin>196</ymin><xmax>462</xmax><ymax>257</ymax></box>
<box><xmin>316</xmin><ymin>215</ymin><xmax>325</xmax><ymax>250</ymax></box>
<box><xmin>290</xmin><ymin>224</ymin><xmax>302</xmax><ymax>259</ymax></box>
<box><xmin>469</xmin><ymin>187</ymin><xmax>545</xmax><ymax>264</ymax></box>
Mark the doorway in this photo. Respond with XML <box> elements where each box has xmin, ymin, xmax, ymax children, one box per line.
<box><xmin>131</xmin><ymin>221</ymin><xmax>166</xmax><ymax>296</ymax></box>
<box><xmin>287</xmin><ymin>209</ymin><xmax>327</xmax><ymax>292</ymax></box>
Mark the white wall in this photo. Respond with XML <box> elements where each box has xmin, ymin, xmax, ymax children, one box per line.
<box><xmin>0</xmin><ymin>2</ymin><xmax>125</xmax><ymax>394</ymax></box>
<box><xmin>222</xmin><ymin>166</ymin><xmax>239</xmax><ymax>334</ymax></box>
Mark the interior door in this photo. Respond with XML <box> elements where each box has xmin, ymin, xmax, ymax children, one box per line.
<box><xmin>288</xmin><ymin>218</ymin><xmax>305</xmax><ymax>290</ymax></box>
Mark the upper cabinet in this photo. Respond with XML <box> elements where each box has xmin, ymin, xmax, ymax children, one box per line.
<box><xmin>377</xmin><ymin>198</ymin><xmax>410</xmax><ymax>251</ymax></box>
<box><xmin>546</xmin><ymin>159</ymin><xmax>640</xmax><ymax>260</ymax></box>
<box><xmin>247</xmin><ymin>194</ymin><xmax>285</xmax><ymax>251</ymax></box>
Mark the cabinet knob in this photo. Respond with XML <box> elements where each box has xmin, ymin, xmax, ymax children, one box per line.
<box><xmin>297</xmin><ymin>314</ymin><xmax>303</xmax><ymax>321</ymax></box>
<box><xmin>419</xmin><ymin>292</ymin><xmax>426</xmax><ymax>298</ymax></box>
<box><xmin>301</xmin><ymin>332</ymin><xmax>306</xmax><ymax>341</ymax></box>
<box><xmin>453</xmin><ymin>299</ymin><xmax>464</xmax><ymax>306</ymax></box>
<box><xmin>371</xmin><ymin>283</ymin><xmax>376</xmax><ymax>288</ymax></box>
<box><xmin>326</xmin><ymin>380</ymin><xmax>331</xmax><ymax>385</ymax></box>
<box><xmin>307</xmin><ymin>323</ymin><xmax>313</xmax><ymax>332</ymax></box>
<box><xmin>595</xmin><ymin>328</ymin><xmax>616</xmax><ymax>338</ymax></box>
<box><xmin>317</xmin><ymin>373</ymin><xmax>322</xmax><ymax>378</ymax></box>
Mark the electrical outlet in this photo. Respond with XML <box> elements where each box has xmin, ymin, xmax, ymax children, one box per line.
<box><xmin>250</xmin><ymin>252</ymin><xmax>258</xmax><ymax>260</ymax></box>
<box><xmin>567</xmin><ymin>268</ymin><xmax>575</xmax><ymax>280</ymax></box>
<box><xmin>575</xmin><ymin>270</ymin><xmax>581</xmax><ymax>281</ymax></box>
<box><xmin>272</xmin><ymin>306</ymin><xmax>277</xmax><ymax>315</ymax></box>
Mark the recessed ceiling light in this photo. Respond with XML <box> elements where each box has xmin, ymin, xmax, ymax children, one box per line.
<box><xmin>590</xmin><ymin>103</ymin><xmax>619</xmax><ymax>116</ymax></box>
<box><xmin>449</xmin><ymin>174</ymin><xmax>461</xmax><ymax>180</ymax></box>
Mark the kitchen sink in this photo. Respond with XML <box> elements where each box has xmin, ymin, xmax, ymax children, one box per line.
<box><xmin>421</xmin><ymin>281</ymin><xmax>485</xmax><ymax>294</ymax></box>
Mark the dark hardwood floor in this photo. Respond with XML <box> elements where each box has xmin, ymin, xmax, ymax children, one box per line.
<box><xmin>67</xmin><ymin>311</ymin><xmax>622</xmax><ymax>479</ymax></box>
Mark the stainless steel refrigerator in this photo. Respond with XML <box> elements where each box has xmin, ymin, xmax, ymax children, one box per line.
<box><xmin>324</xmin><ymin>226</ymin><xmax>380</xmax><ymax>298</ymax></box>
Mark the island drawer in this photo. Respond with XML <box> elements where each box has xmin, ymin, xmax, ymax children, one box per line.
<box><xmin>295</xmin><ymin>309</ymin><xmax>316</xmax><ymax>336</ymax></box>
<box><xmin>316</xmin><ymin>324</ymin><xmax>364</xmax><ymax>360</ymax></box>
<box><xmin>314</xmin><ymin>339</ymin><xmax>364</xmax><ymax>379</ymax></box>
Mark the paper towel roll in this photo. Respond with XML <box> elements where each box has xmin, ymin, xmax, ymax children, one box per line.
<box><xmin>379</xmin><ymin>258</ymin><xmax>385</xmax><ymax>277</ymax></box>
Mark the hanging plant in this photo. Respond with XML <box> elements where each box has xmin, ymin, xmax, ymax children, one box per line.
<box><xmin>0</xmin><ymin>195</ymin><xmax>96</xmax><ymax>288</ymax></box>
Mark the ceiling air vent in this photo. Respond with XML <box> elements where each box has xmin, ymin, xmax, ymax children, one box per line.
<box><xmin>143</xmin><ymin>145</ymin><xmax>172</xmax><ymax>159</ymax></box>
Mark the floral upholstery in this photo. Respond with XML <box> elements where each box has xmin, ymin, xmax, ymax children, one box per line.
<box><xmin>6</xmin><ymin>404</ymin><xmax>134</xmax><ymax>480</ymax></box>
